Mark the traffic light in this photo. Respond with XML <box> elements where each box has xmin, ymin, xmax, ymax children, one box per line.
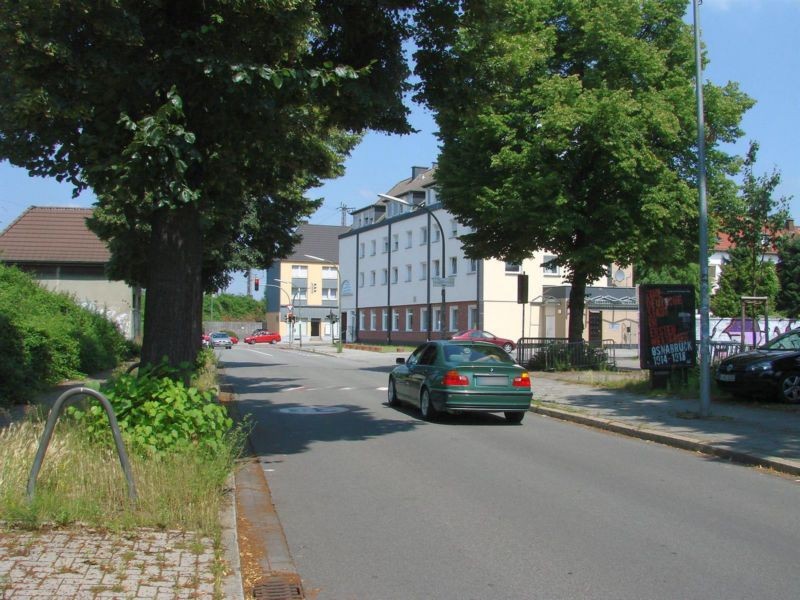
<box><xmin>312</xmin><ymin>282</ymin><xmax>318</xmax><ymax>293</ymax></box>
<box><xmin>254</xmin><ymin>277</ymin><xmax>260</xmax><ymax>291</ymax></box>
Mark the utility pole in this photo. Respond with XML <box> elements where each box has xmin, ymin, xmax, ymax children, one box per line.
<box><xmin>338</xmin><ymin>203</ymin><xmax>354</xmax><ymax>226</ymax></box>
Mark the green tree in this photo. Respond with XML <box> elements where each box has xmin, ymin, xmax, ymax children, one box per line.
<box><xmin>776</xmin><ymin>235</ymin><xmax>800</xmax><ymax>318</ymax></box>
<box><xmin>715</xmin><ymin>140</ymin><xmax>789</xmax><ymax>296</ymax></box>
<box><xmin>0</xmin><ymin>1</ymin><xmax>413</xmax><ymax>368</ymax></box>
<box><xmin>414</xmin><ymin>0</ymin><xmax>752</xmax><ymax>341</ymax></box>
<box><xmin>710</xmin><ymin>245</ymin><xmax>779</xmax><ymax>317</ymax></box>
<box><xmin>203</xmin><ymin>293</ymin><xmax>265</xmax><ymax>322</ymax></box>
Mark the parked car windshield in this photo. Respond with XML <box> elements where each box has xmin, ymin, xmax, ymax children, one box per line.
<box><xmin>763</xmin><ymin>330</ymin><xmax>800</xmax><ymax>351</ymax></box>
<box><xmin>444</xmin><ymin>343</ymin><xmax>514</xmax><ymax>364</ymax></box>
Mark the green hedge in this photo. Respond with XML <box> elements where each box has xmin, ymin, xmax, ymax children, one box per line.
<box><xmin>0</xmin><ymin>264</ymin><xmax>127</xmax><ymax>405</ymax></box>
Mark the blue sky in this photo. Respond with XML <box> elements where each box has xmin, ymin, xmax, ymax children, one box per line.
<box><xmin>2</xmin><ymin>1</ymin><xmax>798</xmax><ymax>258</ymax></box>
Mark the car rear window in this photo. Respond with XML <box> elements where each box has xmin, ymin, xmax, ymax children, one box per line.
<box><xmin>446</xmin><ymin>344</ymin><xmax>513</xmax><ymax>364</ymax></box>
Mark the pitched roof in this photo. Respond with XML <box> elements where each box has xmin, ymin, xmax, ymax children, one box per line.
<box><xmin>0</xmin><ymin>206</ymin><xmax>110</xmax><ymax>264</ymax></box>
<box><xmin>287</xmin><ymin>223</ymin><xmax>349</xmax><ymax>263</ymax></box>
<box><xmin>385</xmin><ymin>165</ymin><xmax>437</xmax><ymax>198</ymax></box>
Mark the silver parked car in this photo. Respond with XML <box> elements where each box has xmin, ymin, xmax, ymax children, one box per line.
<box><xmin>209</xmin><ymin>332</ymin><xmax>233</xmax><ymax>349</ymax></box>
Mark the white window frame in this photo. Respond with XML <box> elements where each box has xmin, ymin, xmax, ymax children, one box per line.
<box><xmin>420</xmin><ymin>226</ymin><xmax>428</xmax><ymax>245</ymax></box>
<box><xmin>433</xmin><ymin>307</ymin><xmax>442</xmax><ymax>332</ymax></box>
<box><xmin>370</xmin><ymin>311</ymin><xmax>376</xmax><ymax>331</ymax></box>
<box><xmin>291</xmin><ymin>265</ymin><xmax>308</xmax><ymax>278</ymax></box>
<box><xmin>322</xmin><ymin>266</ymin><xmax>337</xmax><ymax>279</ymax></box>
<box><xmin>505</xmin><ymin>261</ymin><xmax>521</xmax><ymax>273</ymax></box>
<box><xmin>449</xmin><ymin>306</ymin><xmax>459</xmax><ymax>332</ymax></box>
<box><xmin>359</xmin><ymin>242</ymin><xmax>365</xmax><ymax>258</ymax></box>
<box><xmin>420</xmin><ymin>308</ymin><xmax>429</xmax><ymax>332</ymax></box>
<box><xmin>432</xmin><ymin>259</ymin><xmax>441</xmax><ymax>277</ymax></box>
<box><xmin>449</xmin><ymin>256</ymin><xmax>458</xmax><ymax>275</ymax></box>
<box><xmin>382</xmin><ymin>310</ymin><xmax>388</xmax><ymax>331</ymax></box>
<box><xmin>405</xmin><ymin>309</ymin><xmax>414</xmax><ymax>331</ymax></box>
<box><xmin>370</xmin><ymin>240</ymin><xmax>376</xmax><ymax>256</ymax></box>
<box><xmin>468</xmin><ymin>258</ymin><xmax>478</xmax><ymax>273</ymax></box>
<box><xmin>405</xmin><ymin>264</ymin><xmax>412</xmax><ymax>282</ymax></box>
<box><xmin>432</xmin><ymin>227</ymin><xmax>441</xmax><ymax>243</ymax></box>
<box><xmin>405</xmin><ymin>231</ymin><xmax>413</xmax><ymax>249</ymax></box>
<box><xmin>381</xmin><ymin>268</ymin><xmax>388</xmax><ymax>285</ymax></box>
<box><xmin>322</xmin><ymin>287</ymin><xmax>337</xmax><ymax>300</ymax></box>
<box><xmin>468</xmin><ymin>305</ymin><xmax>478</xmax><ymax>329</ymax></box>
<box><xmin>449</xmin><ymin>219</ymin><xmax>458</xmax><ymax>238</ymax></box>
<box><xmin>359</xmin><ymin>311</ymin><xmax>365</xmax><ymax>330</ymax></box>
<box><xmin>543</xmin><ymin>255</ymin><xmax>560</xmax><ymax>276</ymax></box>
<box><xmin>419</xmin><ymin>262</ymin><xmax>428</xmax><ymax>280</ymax></box>
<box><xmin>370</xmin><ymin>270</ymin><xmax>376</xmax><ymax>286</ymax></box>
<box><xmin>392</xmin><ymin>234</ymin><xmax>399</xmax><ymax>252</ymax></box>
<box><xmin>359</xmin><ymin>272</ymin><xmax>364</xmax><ymax>288</ymax></box>
<box><xmin>392</xmin><ymin>310</ymin><xmax>400</xmax><ymax>331</ymax></box>
<box><xmin>391</xmin><ymin>267</ymin><xmax>398</xmax><ymax>284</ymax></box>
<box><xmin>382</xmin><ymin>237</ymin><xmax>389</xmax><ymax>253</ymax></box>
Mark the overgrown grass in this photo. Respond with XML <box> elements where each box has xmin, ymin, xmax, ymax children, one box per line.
<box><xmin>0</xmin><ymin>350</ymin><xmax>246</xmax><ymax>536</ymax></box>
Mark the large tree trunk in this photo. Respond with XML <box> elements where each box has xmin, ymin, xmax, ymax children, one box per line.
<box><xmin>567</xmin><ymin>270</ymin><xmax>589</xmax><ymax>343</ymax></box>
<box><xmin>141</xmin><ymin>204</ymin><xmax>204</xmax><ymax>370</ymax></box>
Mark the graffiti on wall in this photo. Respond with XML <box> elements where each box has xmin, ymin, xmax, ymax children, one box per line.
<box><xmin>705</xmin><ymin>317</ymin><xmax>800</xmax><ymax>347</ymax></box>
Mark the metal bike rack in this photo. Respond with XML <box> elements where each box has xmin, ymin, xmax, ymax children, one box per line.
<box><xmin>27</xmin><ymin>387</ymin><xmax>138</xmax><ymax>502</ymax></box>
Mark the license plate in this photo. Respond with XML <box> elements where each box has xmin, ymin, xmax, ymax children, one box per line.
<box><xmin>718</xmin><ymin>374</ymin><xmax>735</xmax><ymax>382</ymax></box>
<box><xmin>475</xmin><ymin>375</ymin><xmax>507</xmax><ymax>386</ymax></box>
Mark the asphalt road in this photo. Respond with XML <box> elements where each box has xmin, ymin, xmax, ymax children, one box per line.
<box><xmin>221</xmin><ymin>345</ymin><xmax>800</xmax><ymax>600</ymax></box>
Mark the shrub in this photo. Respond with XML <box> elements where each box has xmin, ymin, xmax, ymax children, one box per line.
<box><xmin>525</xmin><ymin>342</ymin><xmax>610</xmax><ymax>371</ymax></box>
<box><xmin>68</xmin><ymin>361</ymin><xmax>233</xmax><ymax>457</ymax></box>
<box><xmin>0</xmin><ymin>264</ymin><xmax>127</xmax><ymax>405</ymax></box>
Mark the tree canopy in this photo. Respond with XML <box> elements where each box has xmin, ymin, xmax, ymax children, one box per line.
<box><xmin>1</xmin><ymin>1</ymin><xmax>415</xmax><ymax>367</ymax></box>
<box><xmin>776</xmin><ymin>235</ymin><xmax>800</xmax><ymax>318</ymax></box>
<box><xmin>414</xmin><ymin>0</ymin><xmax>753</xmax><ymax>340</ymax></box>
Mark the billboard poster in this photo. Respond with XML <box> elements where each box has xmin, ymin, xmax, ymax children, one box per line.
<box><xmin>639</xmin><ymin>285</ymin><xmax>696</xmax><ymax>369</ymax></box>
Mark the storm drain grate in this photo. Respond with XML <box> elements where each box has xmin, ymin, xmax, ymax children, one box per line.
<box><xmin>252</xmin><ymin>574</ymin><xmax>304</xmax><ymax>600</ymax></box>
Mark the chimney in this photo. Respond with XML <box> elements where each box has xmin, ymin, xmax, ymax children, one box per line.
<box><xmin>411</xmin><ymin>166</ymin><xmax>429</xmax><ymax>180</ymax></box>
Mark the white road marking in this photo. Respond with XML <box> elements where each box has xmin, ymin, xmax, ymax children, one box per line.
<box><xmin>377</xmin><ymin>387</ymin><xmax>388</xmax><ymax>391</ymax></box>
<box><xmin>247</xmin><ymin>349</ymin><xmax>274</xmax><ymax>357</ymax></box>
<box><xmin>278</xmin><ymin>406</ymin><xmax>349</xmax><ymax>415</ymax></box>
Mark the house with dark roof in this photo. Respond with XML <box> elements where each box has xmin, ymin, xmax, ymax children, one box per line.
<box><xmin>0</xmin><ymin>206</ymin><xmax>141</xmax><ymax>339</ymax></box>
<box><xmin>262</xmin><ymin>223</ymin><xmax>349</xmax><ymax>341</ymax></box>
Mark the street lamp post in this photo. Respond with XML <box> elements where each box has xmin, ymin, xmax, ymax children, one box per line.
<box><xmin>378</xmin><ymin>193</ymin><xmax>446</xmax><ymax>340</ymax></box>
<box><xmin>304</xmin><ymin>254</ymin><xmax>342</xmax><ymax>352</ymax></box>
<box><xmin>264</xmin><ymin>283</ymin><xmax>292</xmax><ymax>343</ymax></box>
<box><xmin>274</xmin><ymin>279</ymin><xmax>302</xmax><ymax>348</ymax></box>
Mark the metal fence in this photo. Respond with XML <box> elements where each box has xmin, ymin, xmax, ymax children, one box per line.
<box><xmin>516</xmin><ymin>338</ymin><xmax>617</xmax><ymax>371</ymax></box>
<box><xmin>709</xmin><ymin>341</ymin><xmax>753</xmax><ymax>365</ymax></box>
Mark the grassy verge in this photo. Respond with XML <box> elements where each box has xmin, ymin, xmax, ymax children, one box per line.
<box><xmin>0</xmin><ymin>352</ymin><xmax>245</xmax><ymax>537</ymax></box>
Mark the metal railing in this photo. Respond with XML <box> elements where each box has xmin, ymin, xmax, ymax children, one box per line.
<box><xmin>516</xmin><ymin>338</ymin><xmax>616</xmax><ymax>371</ymax></box>
<box><xmin>709</xmin><ymin>341</ymin><xmax>753</xmax><ymax>365</ymax></box>
<box><xmin>27</xmin><ymin>387</ymin><xmax>137</xmax><ymax>502</ymax></box>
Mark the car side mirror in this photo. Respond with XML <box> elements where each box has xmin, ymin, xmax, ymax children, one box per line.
<box><xmin>396</xmin><ymin>357</ymin><xmax>406</xmax><ymax>365</ymax></box>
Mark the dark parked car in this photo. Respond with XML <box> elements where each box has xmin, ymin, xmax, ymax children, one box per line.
<box><xmin>715</xmin><ymin>328</ymin><xmax>800</xmax><ymax>403</ymax></box>
<box><xmin>450</xmin><ymin>329</ymin><xmax>516</xmax><ymax>353</ymax></box>
<box><xmin>388</xmin><ymin>340</ymin><xmax>532</xmax><ymax>423</ymax></box>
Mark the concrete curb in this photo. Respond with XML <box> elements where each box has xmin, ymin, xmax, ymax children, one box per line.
<box><xmin>532</xmin><ymin>405</ymin><xmax>800</xmax><ymax>477</ymax></box>
<box><xmin>220</xmin><ymin>472</ymin><xmax>245</xmax><ymax>600</ymax></box>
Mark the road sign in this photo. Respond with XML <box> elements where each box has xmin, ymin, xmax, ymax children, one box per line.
<box><xmin>432</xmin><ymin>275</ymin><xmax>456</xmax><ymax>287</ymax></box>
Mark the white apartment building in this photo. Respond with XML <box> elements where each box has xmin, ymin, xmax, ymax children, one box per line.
<box><xmin>338</xmin><ymin>166</ymin><xmax>639</xmax><ymax>347</ymax></box>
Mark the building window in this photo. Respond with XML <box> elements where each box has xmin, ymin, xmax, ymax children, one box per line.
<box><xmin>432</xmin><ymin>227</ymin><xmax>441</xmax><ymax>243</ymax></box>
<box><xmin>359</xmin><ymin>242</ymin><xmax>365</xmax><ymax>258</ymax></box>
<box><xmin>322</xmin><ymin>266</ymin><xmax>337</xmax><ymax>279</ymax></box>
<box><xmin>419</xmin><ymin>262</ymin><xmax>428</xmax><ymax>280</ymax></box>
<box><xmin>449</xmin><ymin>257</ymin><xmax>458</xmax><ymax>275</ymax></box>
<box><xmin>468</xmin><ymin>258</ymin><xmax>478</xmax><ymax>273</ymax></box>
<box><xmin>405</xmin><ymin>309</ymin><xmax>414</xmax><ymax>331</ymax></box>
<box><xmin>543</xmin><ymin>255</ymin><xmax>559</xmax><ymax>275</ymax></box>
<box><xmin>468</xmin><ymin>305</ymin><xmax>478</xmax><ymax>329</ymax></box>
<box><xmin>359</xmin><ymin>272</ymin><xmax>364</xmax><ymax>287</ymax></box>
<box><xmin>382</xmin><ymin>237</ymin><xmax>389</xmax><ymax>253</ymax></box>
<box><xmin>449</xmin><ymin>306</ymin><xmax>459</xmax><ymax>331</ymax></box>
<box><xmin>505</xmin><ymin>261</ymin><xmax>521</xmax><ymax>273</ymax></box>
<box><xmin>433</xmin><ymin>308</ymin><xmax>441</xmax><ymax>332</ymax></box>
<box><xmin>420</xmin><ymin>308</ymin><xmax>429</xmax><ymax>332</ymax></box>
<box><xmin>432</xmin><ymin>259</ymin><xmax>441</xmax><ymax>277</ymax></box>
<box><xmin>370</xmin><ymin>311</ymin><xmax>376</xmax><ymax>331</ymax></box>
<box><xmin>322</xmin><ymin>287</ymin><xmax>337</xmax><ymax>300</ymax></box>
<box><xmin>392</xmin><ymin>267</ymin><xmax>398</xmax><ymax>284</ymax></box>
<box><xmin>370</xmin><ymin>270</ymin><xmax>376</xmax><ymax>286</ymax></box>
<box><xmin>359</xmin><ymin>311</ymin><xmax>365</xmax><ymax>330</ymax></box>
<box><xmin>392</xmin><ymin>310</ymin><xmax>399</xmax><ymax>331</ymax></box>
<box><xmin>370</xmin><ymin>240</ymin><xmax>376</xmax><ymax>256</ymax></box>
<box><xmin>405</xmin><ymin>264</ymin><xmax>412</xmax><ymax>282</ymax></box>
<box><xmin>291</xmin><ymin>286</ymin><xmax>307</xmax><ymax>300</ymax></box>
<box><xmin>381</xmin><ymin>269</ymin><xmax>388</xmax><ymax>285</ymax></box>
<box><xmin>382</xmin><ymin>310</ymin><xmax>388</xmax><ymax>331</ymax></box>
<box><xmin>449</xmin><ymin>219</ymin><xmax>458</xmax><ymax>238</ymax></box>
<box><xmin>291</xmin><ymin>265</ymin><xmax>308</xmax><ymax>278</ymax></box>
<box><xmin>420</xmin><ymin>226</ymin><xmax>428</xmax><ymax>245</ymax></box>
<box><xmin>392</xmin><ymin>234</ymin><xmax>399</xmax><ymax>252</ymax></box>
<box><xmin>405</xmin><ymin>231</ymin><xmax>413</xmax><ymax>249</ymax></box>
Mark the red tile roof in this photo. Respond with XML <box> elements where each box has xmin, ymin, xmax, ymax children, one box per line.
<box><xmin>0</xmin><ymin>206</ymin><xmax>110</xmax><ymax>264</ymax></box>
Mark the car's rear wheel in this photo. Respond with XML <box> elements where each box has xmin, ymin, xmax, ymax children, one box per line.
<box><xmin>504</xmin><ymin>411</ymin><xmax>525</xmax><ymax>424</ymax></box>
<box><xmin>387</xmin><ymin>378</ymin><xmax>399</xmax><ymax>407</ymax></box>
<box><xmin>779</xmin><ymin>373</ymin><xmax>800</xmax><ymax>403</ymax></box>
<box><xmin>503</xmin><ymin>342</ymin><xmax>514</xmax><ymax>353</ymax></box>
<box><xmin>419</xmin><ymin>388</ymin><xmax>438</xmax><ymax>421</ymax></box>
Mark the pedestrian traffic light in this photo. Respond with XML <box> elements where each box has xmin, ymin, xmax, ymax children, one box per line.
<box><xmin>254</xmin><ymin>277</ymin><xmax>260</xmax><ymax>291</ymax></box>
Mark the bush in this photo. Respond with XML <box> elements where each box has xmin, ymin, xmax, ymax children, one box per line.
<box><xmin>0</xmin><ymin>264</ymin><xmax>127</xmax><ymax>405</ymax></box>
<box><xmin>68</xmin><ymin>360</ymin><xmax>233</xmax><ymax>457</ymax></box>
<box><xmin>525</xmin><ymin>342</ymin><xmax>610</xmax><ymax>371</ymax></box>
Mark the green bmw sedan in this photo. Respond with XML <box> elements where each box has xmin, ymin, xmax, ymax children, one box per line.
<box><xmin>388</xmin><ymin>340</ymin><xmax>533</xmax><ymax>423</ymax></box>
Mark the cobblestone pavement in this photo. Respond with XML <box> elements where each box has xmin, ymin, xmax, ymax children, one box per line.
<box><xmin>0</xmin><ymin>527</ymin><xmax>217</xmax><ymax>599</ymax></box>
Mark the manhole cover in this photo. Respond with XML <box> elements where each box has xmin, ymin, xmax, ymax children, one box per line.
<box><xmin>278</xmin><ymin>406</ymin><xmax>348</xmax><ymax>414</ymax></box>
<box><xmin>252</xmin><ymin>574</ymin><xmax>304</xmax><ymax>599</ymax></box>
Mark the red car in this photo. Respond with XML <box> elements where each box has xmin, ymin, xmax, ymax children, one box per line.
<box><xmin>450</xmin><ymin>329</ymin><xmax>516</xmax><ymax>353</ymax></box>
<box><xmin>244</xmin><ymin>329</ymin><xmax>281</xmax><ymax>344</ymax></box>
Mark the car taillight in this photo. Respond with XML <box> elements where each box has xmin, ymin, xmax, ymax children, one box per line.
<box><xmin>512</xmin><ymin>372</ymin><xmax>531</xmax><ymax>388</ymax></box>
<box><xmin>442</xmin><ymin>370</ymin><xmax>469</xmax><ymax>386</ymax></box>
